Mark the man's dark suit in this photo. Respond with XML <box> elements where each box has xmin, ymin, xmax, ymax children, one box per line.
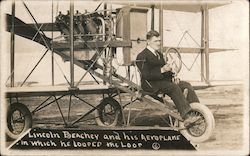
<box><xmin>136</xmin><ymin>48</ymin><xmax>199</xmax><ymax>118</ymax></box>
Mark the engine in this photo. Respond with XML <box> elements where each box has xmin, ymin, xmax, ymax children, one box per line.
<box><xmin>55</xmin><ymin>10</ymin><xmax>111</xmax><ymax>42</ymax></box>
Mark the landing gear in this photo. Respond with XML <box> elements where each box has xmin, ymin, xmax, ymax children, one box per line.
<box><xmin>179</xmin><ymin>102</ymin><xmax>215</xmax><ymax>143</ymax></box>
<box><xmin>6</xmin><ymin>102</ymin><xmax>32</xmax><ymax>140</ymax></box>
<box><xmin>95</xmin><ymin>97</ymin><xmax>123</xmax><ymax>127</ymax></box>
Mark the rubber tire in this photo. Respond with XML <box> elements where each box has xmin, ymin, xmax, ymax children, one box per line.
<box><xmin>6</xmin><ymin>102</ymin><xmax>32</xmax><ymax>140</ymax></box>
<box><xmin>180</xmin><ymin>102</ymin><xmax>215</xmax><ymax>143</ymax></box>
<box><xmin>95</xmin><ymin>97</ymin><xmax>122</xmax><ymax>127</ymax></box>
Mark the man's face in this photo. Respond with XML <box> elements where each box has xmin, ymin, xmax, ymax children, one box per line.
<box><xmin>147</xmin><ymin>36</ymin><xmax>161</xmax><ymax>51</ymax></box>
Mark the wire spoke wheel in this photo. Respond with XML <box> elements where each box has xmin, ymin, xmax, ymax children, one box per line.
<box><xmin>6</xmin><ymin>102</ymin><xmax>32</xmax><ymax>140</ymax></box>
<box><xmin>101</xmin><ymin>103</ymin><xmax>117</xmax><ymax>125</ymax></box>
<box><xmin>95</xmin><ymin>97</ymin><xmax>122</xmax><ymax>127</ymax></box>
<box><xmin>9</xmin><ymin>110</ymin><xmax>26</xmax><ymax>134</ymax></box>
<box><xmin>180</xmin><ymin>103</ymin><xmax>215</xmax><ymax>143</ymax></box>
<box><xmin>185</xmin><ymin>111</ymin><xmax>206</xmax><ymax>137</ymax></box>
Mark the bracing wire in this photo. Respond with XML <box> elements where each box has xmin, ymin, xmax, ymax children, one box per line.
<box><xmin>177</xmin><ymin>31</ymin><xmax>201</xmax><ymax>48</ymax></box>
<box><xmin>9</xmin><ymin>2</ymin><xmax>131</xmax><ymax>87</ymax></box>
<box><xmin>172</xmin><ymin>11</ymin><xmax>191</xmax><ymax>47</ymax></box>
<box><xmin>21</xmin><ymin>1</ymin><xmax>71</xmax><ymax>85</ymax></box>
<box><xmin>20</xmin><ymin>49</ymin><xmax>49</xmax><ymax>87</ymax></box>
<box><xmin>53</xmin><ymin>56</ymin><xmax>71</xmax><ymax>85</ymax></box>
<box><xmin>180</xmin><ymin>51</ymin><xmax>200</xmax><ymax>71</ymax></box>
<box><xmin>176</xmin><ymin>31</ymin><xmax>201</xmax><ymax>71</ymax></box>
<box><xmin>5</xmin><ymin>71</ymin><xmax>15</xmax><ymax>86</ymax></box>
<box><xmin>94</xmin><ymin>2</ymin><xmax>103</xmax><ymax>11</ymax></box>
<box><xmin>5</xmin><ymin>1</ymin><xmax>48</xmax><ymax>86</ymax></box>
<box><xmin>170</xmin><ymin>11</ymin><xmax>204</xmax><ymax>72</ymax></box>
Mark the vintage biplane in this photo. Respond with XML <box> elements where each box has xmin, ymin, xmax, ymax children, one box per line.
<box><xmin>3</xmin><ymin>0</ymin><xmax>231</xmax><ymax>144</ymax></box>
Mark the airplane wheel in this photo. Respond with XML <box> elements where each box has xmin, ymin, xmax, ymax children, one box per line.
<box><xmin>6</xmin><ymin>102</ymin><xmax>32</xmax><ymax>140</ymax></box>
<box><xmin>180</xmin><ymin>103</ymin><xmax>215</xmax><ymax>143</ymax></box>
<box><xmin>95</xmin><ymin>97</ymin><xmax>122</xmax><ymax>127</ymax></box>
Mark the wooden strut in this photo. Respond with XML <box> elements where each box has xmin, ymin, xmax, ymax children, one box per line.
<box><xmin>10</xmin><ymin>1</ymin><xmax>15</xmax><ymax>87</ymax></box>
<box><xmin>69</xmin><ymin>1</ymin><xmax>75</xmax><ymax>89</ymax></box>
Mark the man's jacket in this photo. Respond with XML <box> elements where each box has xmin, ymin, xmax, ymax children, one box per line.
<box><xmin>136</xmin><ymin>48</ymin><xmax>173</xmax><ymax>92</ymax></box>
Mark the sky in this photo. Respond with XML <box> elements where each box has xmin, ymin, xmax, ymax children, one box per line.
<box><xmin>1</xmin><ymin>0</ymin><xmax>249</xmax><ymax>86</ymax></box>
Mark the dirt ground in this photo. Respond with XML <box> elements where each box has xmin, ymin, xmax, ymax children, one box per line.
<box><xmin>195</xmin><ymin>84</ymin><xmax>244</xmax><ymax>150</ymax></box>
<box><xmin>5</xmin><ymin>84</ymin><xmax>246</xmax><ymax>151</ymax></box>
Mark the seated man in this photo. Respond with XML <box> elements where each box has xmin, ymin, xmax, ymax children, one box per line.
<box><xmin>136</xmin><ymin>30</ymin><xmax>199</xmax><ymax>120</ymax></box>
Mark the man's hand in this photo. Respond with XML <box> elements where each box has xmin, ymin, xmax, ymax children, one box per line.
<box><xmin>173</xmin><ymin>77</ymin><xmax>180</xmax><ymax>84</ymax></box>
<box><xmin>161</xmin><ymin>64</ymin><xmax>172</xmax><ymax>73</ymax></box>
